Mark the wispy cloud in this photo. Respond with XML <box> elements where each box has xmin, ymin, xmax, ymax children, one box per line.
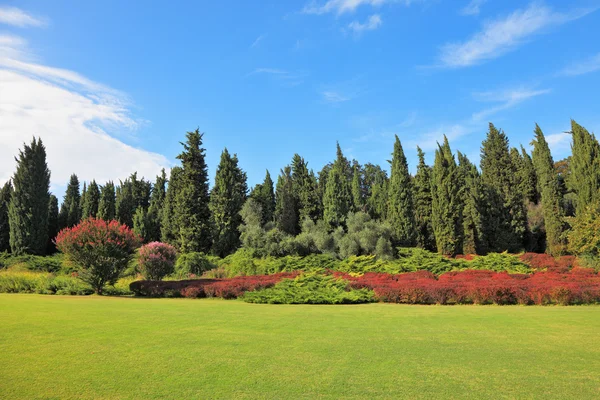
<box><xmin>559</xmin><ymin>52</ymin><xmax>600</xmax><ymax>76</ymax></box>
<box><xmin>348</xmin><ymin>14</ymin><xmax>382</xmax><ymax>33</ymax></box>
<box><xmin>250</xmin><ymin>34</ymin><xmax>266</xmax><ymax>48</ymax></box>
<box><xmin>0</xmin><ymin>34</ymin><xmax>169</xmax><ymax>190</ymax></box>
<box><xmin>0</xmin><ymin>6</ymin><xmax>46</xmax><ymax>28</ymax></box>
<box><xmin>322</xmin><ymin>91</ymin><xmax>351</xmax><ymax>103</ymax></box>
<box><xmin>437</xmin><ymin>3</ymin><xmax>597</xmax><ymax>68</ymax></box>
<box><xmin>471</xmin><ymin>87</ymin><xmax>551</xmax><ymax>122</ymax></box>
<box><xmin>302</xmin><ymin>0</ymin><xmax>419</xmax><ymax>15</ymax></box>
<box><xmin>460</xmin><ymin>0</ymin><xmax>486</xmax><ymax>16</ymax></box>
<box><xmin>247</xmin><ymin>68</ymin><xmax>307</xmax><ymax>87</ymax></box>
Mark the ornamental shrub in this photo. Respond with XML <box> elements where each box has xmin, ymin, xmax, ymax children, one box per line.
<box><xmin>55</xmin><ymin>218</ymin><xmax>142</xmax><ymax>294</ymax></box>
<box><xmin>175</xmin><ymin>252</ymin><xmax>215</xmax><ymax>277</ymax></box>
<box><xmin>138</xmin><ymin>242</ymin><xmax>177</xmax><ymax>280</ymax></box>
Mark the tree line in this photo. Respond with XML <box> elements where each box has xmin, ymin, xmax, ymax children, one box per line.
<box><xmin>1</xmin><ymin>121</ymin><xmax>599</xmax><ymax>259</ymax></box>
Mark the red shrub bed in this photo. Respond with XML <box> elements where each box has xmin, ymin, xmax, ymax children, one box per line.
<box><xmin>520</xmin><ymin>253</ymin><xmax>577</xmax><ymax>273</ymax></box>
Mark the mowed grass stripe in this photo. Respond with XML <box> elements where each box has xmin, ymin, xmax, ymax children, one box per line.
<box><xmin>0</xmin><ymin>295</ymin><xmax>599</xmax><ymax>399</ymax></box>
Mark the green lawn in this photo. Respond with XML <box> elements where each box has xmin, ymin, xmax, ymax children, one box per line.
<box><xmin>1</xmin><ymin>296</ymin><xmax>599</xmax><ymax>399</ymax></box>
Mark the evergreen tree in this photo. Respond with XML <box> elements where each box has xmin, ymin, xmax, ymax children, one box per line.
<box><xmin>250</xmin><ymin>170</ymin><xmax>275</xmax><ymax>225</ymax></box>
<box><xmin>47</xmin><ymin>194</ymin><xmax>59</xmax><ymax>254</ymax></box>
<box><xmin>0</xmin><ymin>181</ymin><xmax>13</xmax><ymax>252</ymax></box>
<box><xmin>97</xmin><ymin>181</ymin><xmax>116</xmax><ymax>221</ymax></box>
<box><xmin>519</xmin><ymin>145</ymin><xmax>539</xmax><ymax>204</ymax></box>
<box><xmin>173</xmin><ymin>129</ymin><xmax>212</xmax><ymax>253</ymax></box>
<box><xmin>116</xmin><ymin>172</ymin><xmax>151</xmax><ymax>227</ymax></box>
<box><xmin>161</xmin><ymin>167</ymin><xmax>183</xmax><ymax>245</ymax></box>
<box><xmin>480</xmin><ymin>123</ymin><xmax>527</xmax><ymax>252</ymax></box>
<box><xmin>275</xmin><ymin>166</ymin><xmax>298</xmax><ymax>235</ymax></box>
<box><xmin>209</xmin><ymin>149</ymin><xmax>248</xmax><ymax>257</ymax></box>
<box><xmin>82</xmin><ymin>180</ymin><xmax>100</xmax><ymax>219</ymax></box>
<box><xmin>8</xmin><ymin>138</ymin><xmax>51</xmax><ymax>255</ymax></box>
<box><xmin>323</xmin><ymin>143</ymin><xmax>353</xmax><ymax>229</ymax></box>
<box><xmin>363</xmin><ymin>163</ymin><xmax>388</xmax><ymax>220</ymax></box>
<box><xmin>531</xmin><ymin>124</ymin><xmax>567</xmax><ymax>255</ymax></box>
<box><xmin>431</xmin><ymin>137</ymin><xmax>462</xmax><ymax>256</ymax></box>
<box><xmin>58</xmin><ymin>174</ymin><xmax>81</xmax><ymax>229</ymax></box>
<box><xmin>386</xmin><ymin>135</ymin><xmax>416</xmax><ymax>246</ymax></box>
<box><xmin>458</xmin><ymin>152</ymin><xmax>484</xmax><ymax>255</ymax></box>
<box><xmin>142</xmin><ymin>169</ymin><xmax>168</xmax><ymax>243</ymax></box>
<box><xmin>291</xmin><ymin>154</ymin><xmax>321</xmax><ymax>223</ymax></box>
<box><xmin>351</xmin><ymin>163</ymin><xmax>365</xmax><ymax>212</ymax></box>
<box><xmin>133</xmin><ymin>206</ymin><xmax>150</xmax><ymax>242</ymax></box>
<box><xmin>569</xmin><ymin>119</ymin><xmax>600</xmax><ymax>214</ymax></box>
<box><xmin>316</xmin><ymin>163</ymin><xmax>332</xmax><ymax>219</ymax></box>
<box><xmin>413</xmin><ymin>147</ymin><xmax>436</xmax><ymax>251</ymax></box>
<box><xmin>79</xmin><ymin>182</ymin><xmax>87</xmax><ymax>219</ymax></box>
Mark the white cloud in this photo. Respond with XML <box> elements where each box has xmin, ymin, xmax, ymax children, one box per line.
<box><xmin>460</xmin><ymin>0</ymin><xmax>486</xmax><ymax>16</ymax></box>
<box><xmin>0</xmin><ymin>6</ymin><xmax>46</xmax><ymax>28</ymax></box>
<box><xmin>250</xmin><ymin>34</ymin><xmax>266</xmax><ymax>48</ymax></box>
<box><xmin>302</xmin><ymin>0</ymin><xmax>418</xmax><ymax>15</ymax></box>
<box><xmin>0</xmin><ymin>35</ymin><xmax>169</xmax><ymax>193</ymax></box>
<box><xmin>471</xmin><ymin>87</ymin><xmax>551</xmax><ymax>121</ymax></box>
<box><xmin>559</xmin><ymin>52</ymin><xmax>600</xmax><ymax>76</ymax></box>
<box><xmin>348</xmin><ymin>14</ymin><xmax>382</xmax><ymax>33</ymax></box>
<box><xmin>322</xmin><ymin>91</ymin><xmax>351</xmax><ymax>103</ymax></box>
<box><xmin>546</xmin><ymin>131</ymin><xmax>571</xmax><ymax>155</ymax></box>
<box><xmin>438</xmin><ymin>3</ymin><xmax>597</xmax><ymax>68</ymax></box>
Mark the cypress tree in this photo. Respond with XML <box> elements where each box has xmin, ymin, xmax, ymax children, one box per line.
<box><xmin>480</xmin><ymin>123</ymin><xmax>526</xmax><ymax>252</ymax></box>
<box><xmin>531</xmin><ymin>124</ymin><xmax>567</xmax><ymax>255</ymax></box>
<box><xmin>0</xmin><ymin>181</ymin><xmax>13</xmax><ymax>252</ymax></box>
<box><xmin>97</xmin><ymin>181</ymin><xmax>116</xmax><ymax>221</ymax></box>
<box><xmin>323</xmin><ymin>143</ymin><xmax>353</xmax><ymax>229</ymax></box>
<box><xmin>142</xmin><ymin>169</ymin><xmax>168</xmax><ymax>243</ymax></box>
<box><xmin>431</xmin><ymin>136</ymin><xmax>462</xmax><ymax>256</ymax></box>
<box><xmin>209</xmin><ymin>149</ymin><xmax>248</xmax><ymax>257</ymax></box>
<box><xmin>8</xmin><ymin>137</ymin><xmax>51</xmax><ymax>255</ymax></box>
<box><xmin>173</xmin><ymin>129</ymin><xmax>212</xmax><ymax>253</ymax></box>
<box><xmin>519</xmin><ymin>146</ymin><xmax>539</xmax><ymax>204</ymax></box>
<box><xmin>116</xmin><ymin>172</ymin><xmax>151</xmax><ymax>228</ymax></box>
<box><xmin>386</xmin><ymin>135</ymin><xmax>416</xmax><ymax>246</ymax></box>
<box><xmin>79</xmin><ymin>182</ymin><xmax>87</xmax><ymax>219</ymax></box>
<box><xmin>569</xmin><ymin>120</ymin><xmax>600</xmax><ymax>214</ymax></box>
<box><xmin>413</xmin><ymin>147</ymin><xmax>436</xmax><ymax>251</ymax></box>
<box><xmin>133</xmin><ymin>206</ymin><xmax>149</xmax><ymax>242</ymax></box>
<box><xmin>161</xmin><ymin>167</ymin><xmax>183</xmax><ymax>245</ymax></box>
<box><xmin>275</xmin><ymin>166</ymin><xmax>298</xmax><ymax>235</ymax></box>
<box><xmin>47</xmin><ymin>194</ymin><xmax>59</xmax><ymax>254</ymax></box>
<box><xmin>363</xmin><ymin>163</ymin><xmax>388</xmax><ymax>220</ymax></box>
<box><xmin>82</xmin><ymin>180</ymin><xmax>100</xmax><ymax>219</ymax></box>
<box><xmin>458</xmin><ymin>152</ymin><xmax>484</xmax><ymax>255</ymax></box>
<box><xmin>251</xmin><ymin>170</ymin><xmax>276</xmax><ymax>225</ymax></box>
<box><xmin>351</xmin><ymin>163</ymin><xmax>365</xmax><ymax>212</ymax></box>
<box><xmin>58</xmin><ymin>174</ymin><xmax>81</xmax><ymax>229</ymax></box>
<box><xmin>291</xmin><ymin>154</ymin><xmax>321</xmax><ymax>223</ymax></box>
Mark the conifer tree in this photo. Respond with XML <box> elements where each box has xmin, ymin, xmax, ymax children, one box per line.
<box><xmin>291</xmin><ymin>154</ymin><xmax>321</xmax><ymax>222</ymax></box>
<box><xmin>275</xmin><ymin>166</ymin><xmax>298</xmax><ymax>235</ymax></box>
<box><xmin>133</xmin><ymin>206</ymin><xmax>150</xmax><ymax>242</ymax></box>
<box><xmin>519</xmin><ymin>145</ymin><xmax>539</xmax><ymax>204</ymax></box>
<box><xmin>79</xmin><ymin>182</ymin><xmax>87</xmax><ymax>218</ymax></box>
<box><xmin>173</xmin><ymin>129</ymin><xmax>212</xmax><ymax>253</ymax></box>
<box><xmin>363</xmin><ymin>163</ymin><xmax>388</xmax><ymax>220</ymax></box>
<box><xmin>413</xmin><ymin>147</ymin><xmax>435</xmax><ymax>251</ymax></box>
<box><xmin>458</xmin><ymin>152</ymin><xmax>484</xmax><ymax>255</ymax></box>
<box><xmin>351</xmin><ymin>164</ymin><xmax>365</xmax><ymax>212</ymax></box>
<box><xmin>161</xmin><ymin>167</ymin><xmax>183</xmax><ymax>245</ymax></box>
<box><xmin>386</xmin><ymin>135</ymin><xmax>416</xmax><ymax>246</ymax></box>
<box><xmin>47</xmin><ymin>194</ymin><xmax>59</xmax><ymax>254</ymax></box>
<box><xmin>82</xmin><ymin>180</ymin><xmax>100</xmax><ymax>219</ymax></box>
<box><xmin>0</xmin><ymin>181</ymin><xmax>13</xmax><ymax>252</ymax></box>
<box><xmin>323</xmin><ymin>143</ymin><xmax>353</xmax><ymax>229</ymax></box>
<box><xmin>8</xmin><ymin>138</ymin><xmax>51</xmax><ymax>255</ymax></box>
<box><xmin>480</xmin><ymin>123</ymin><xmax>527</xmax><ymax>252</ymax></box>
<box><xmin>251</xmin><ymin>170</ymin><xmax>275</xmax><ymax>225</ymax></box>
<box><xmin>58</xmin><ymin>174</ymin><xmax>81</xmax><ymax>229</ymax></box>
<box><xmin>531</xmin><ymin>124</ymin><xmax>566</xmax><ymax>255</ymax></box>
<box><xmin>142</xmin><ymin>169</ymin><xmax>168</xmax><ymax>242</ymax></box>
<box><xmin>97</xmin><ymin>181</ymin><xmax>116</xmax><ymax>221</ymax></box>
<box><xmin>569</xmin><ymin>120</ymin><xmax>600</xmax><ymax>214</ymax></box>
<box><xmin>209</xmin><ymin>149</ymin><xmax>248</xmax><ymax>257</ymax></box>
<box><xmin>116</xmin><ymin>172</ymin><xmax>151</xmax><ymax>227</ymax></box>
<box><xmin>431</xmin><ymin>137</ymin><xmax>462</xmax><ymax>256</ymax></box>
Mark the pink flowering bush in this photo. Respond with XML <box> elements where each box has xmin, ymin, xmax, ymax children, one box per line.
<box><xmin>56</xmin><ymin>218</ymin><xmax>142</xmax><ymax>294</ymax></box>
<box><xmin>138</xmin><ymin>242</ymin><xmax>177</xmax><ymax>281</ymax></box>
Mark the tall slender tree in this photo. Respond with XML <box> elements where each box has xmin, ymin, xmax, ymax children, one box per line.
<box><xmin>82</xmin><ymin>180</ymin><xmax>100</xmax><ymax>219</ymax></box>
<box><xmin>531</xmin><ymin>124</ymin><xmax>566</xmax><ymax>255</ymax></box>
<box><xmin>0</xmin><ymin>181</ymin><xmax>13</xmax><ymax>252</ymax></box>
<box><xmin>47</xmin><ymin>194</ymin><xmax>59</xmax><ymax>254</ymax></box>
<box><xmin>519</xmin><ymin>145</ymin><xmax>539</xmax><ymax>204</ymax></box>
<box><xmin>251</xmin><ymin>170</ymin><xmax>276</xmax><ymax>225</ymax></box>
<box><xmin>210</xmin><ymin>149</ymin><xmax>248</xmax><ymax>257</ymax></box>
<box><xmin>323</xmin><ymin>143</ymin><xmax>353</xmax><ymax>229</ymax></box>
<box><xmin>387</xmin><ymin>135</ymin><xmax>415</xmax><ymax>246</ymax></box>
<box><xmin>351</xmin><ymin>163</ymin><xmax>365</xmax><ymax>212</ymax></box>
<box><xmin>116</xmin><ymin>172</ymin><xmax>151</xmax><ymax>228</ymax></box>
<box><xmin>161</xmin><ymin>167</ymin><xmax>183</xmax><ymax>245</ymax></box>
<box><xmin>458</xmin><ymin>152</ymin><xmax>484</xmax><ymax>255</ymax></box>
<box><xmin>275</xmin><ymin>166</ymin><xmax>298</xmax><ymax>235</ymax></box>
<box><xmin>8</xmin><ymin>137</ymin><xmax>51</xmax><ymax>255</ymax></box>
<box><xmin>97</xmin><ymin>181</ymin><xmax>116</xmax><ymax>221</ymax></box>
<box><xmin>58</xmin><ymin>174</ymin><xmax>81</xmax><ymax>229</ymax></box>
<box><xmin>291</xmin><ymin>154</ymin><xmax>321</xmax><ymax>223</ymax></box>
<box><xmin>363</xmin><ymin>163</ymin><xmax>388</xmax><ymax>220</ymax></box>
<box><xmin>413</xmin><ymin>147</ymin><xmax>435</xmax><ymax>251</ymax></box>
<box><xmin>569</xmin><ymin>119</ymin><xmax>600</xmax><ymax>214</ymax></box>
<box><xmin>79</xmin><ymin>182</ymin><xmax>87</xmax><ymax>219</ymax></box>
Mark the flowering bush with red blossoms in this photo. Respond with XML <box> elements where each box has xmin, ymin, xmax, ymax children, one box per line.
<box><xmin>56</xmin><ymin>218</ymin><xmax>142</xmax><ymax>294</ymax></box>
<box><xmin>520</xmin><ymin>253</ymin><xmax>577</xmax><ymax>273</ymax></box>
<box><xmin>138</xmin><ymin>242</ymin><xmax>177</xmax><ymax>281</ymax></box>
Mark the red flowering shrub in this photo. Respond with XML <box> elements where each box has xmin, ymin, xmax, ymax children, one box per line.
<box><xmin>56</xmin><ymin>218</ymin><xmax>142</xmax><ymax>294</ymax></box>
<box><xmin>520</xmin><ymin>253</ymin><xmax>578</xmax><ymax>272</ymax></box>
<box><xmin>138</xmin><ymin>242</ymin><xmax>177</xmax><ymax>281</ymax></box>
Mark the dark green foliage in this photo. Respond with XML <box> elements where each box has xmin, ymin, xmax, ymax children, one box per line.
<box><xmin>243</xmin><ymin>273</ymin><xmax>375</xmax><ymax>304</ymax></box>
<box><xmin>351</xmin><ymin>163</ymin><xmax>365</xmax><ymax>212</ymax></box>
<box><xmin>480</xmin><ymin>123</ymin><xmax>527</xmax><ymax>253</ymax></box>
<box><xmin>291</xmin><ymin>154</ymin><xmax>321</xmax><ymax>223</ymax></box>
<box><xmin>250</xmin><ymin>170</ymin><xmax>276</xmax><ymax>225</ymax></box>
<box><xmin>97</xmin><ymin>181</ymin><xmax>116</xmax><ymax>221</ymax></box>
<box><xmin>79</xmin><ymin>182</ymin><xmax>87</xmax><ymax>219</ymax></box>
<box><xmin>174</xmin><ymin>252</ymin><xmax>216</xmax><ymax>277</ymax></box>
<box><xmin>173</xmin><ymin>129</ymin><xmax>212</xmax><ymax>253</ymax></box>
<box><xmin>323</xmin><ymin>143</ymin><xmax>353</xmax><ymax>229</ymax></box>
<box><xmin>116</xmin><ymin>172</ymin><xmax>151</xmax><ymax>228</ymax></box>
<box><xmin>519</xmin><ymin>146</ymin><xmax>539</xmax><ymax>203</ymax></box>
<box><xmin>339</xmin><ymin>212</ymin><xmax>394</xmax><ymax>259</ymax></box>
<box><xmin>82</xmin><ymin>180</ymin><xmax>100</xmax><ymax>219</ymax></box>
<box><xmin>47</xmin><ymin>195</ymin><xmax>59</xmax><ymax>254</ymax></box>
<box><xmin>531</xmin><ymin>124</ymin><xmax>567</xmax><ymax>255</ymax></box>
<box><xmin>161</xmin><ymin>167</ymin><xmax>183</xmax><ymax>245</ymax></box>
<box><xmin>210</xmin><ymin>149</ymin><xmax>248</xmax><ymax>257</ymax></box>
<box><xmin>137</xmin><ymin>169</ymin><xmax>168</xmax><ymax>243</ymax></box>
<box><xmin>431</xmin><ymin>137</ymin><xmax>462</xmax><ymax>256</ymax></box>
<box><xmin>58</xmin><ymin>174</ymin><xmax>81</xmax><ymax>229</ymax></box>
<box><xmin>275</xmin><ymin>166</ymin><xmax>298</xmax><ymax>235</ymax></box>
<box><xmin>0</xmin><ymin>181</ymin><xmax>12</xmax><ymax>252</ymax></box>
<box><xmin>132</xmin><ymin>206</ymin><xmax>150</xmax><ymax>242</ymax></box>
<box><xmin>569</xmin><ymin>120</ymin><xmax>600</xmax><ymax>214</ymax></box>
<box><xmin>413</xmin><ymin>147</ymin><xmax>435</xmax><ymax>251</ymax></box>
<box><xmin>457</xmin><ymin>152</ymin><xmax>485</xmax><ymax>255</ymax></box>
<box><xmin>386</xmin><ymin>135</ymin><xmax>415</xmax><ymax>246</ymax></box>
<box><xmin>9</xmin><ymin>138</ymin><xmax>51</xmax><ymax>255</ymax></box>
<box><xmin>363</xmin><ymin>163</ymin><xmax>388</xmax><ymax>220</ymax></box>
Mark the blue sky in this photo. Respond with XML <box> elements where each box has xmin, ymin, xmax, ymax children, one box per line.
<box><xmin>1</xmin><ymin>0</ymin><xmax>600</xmax><ymax>194</ymax></box>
